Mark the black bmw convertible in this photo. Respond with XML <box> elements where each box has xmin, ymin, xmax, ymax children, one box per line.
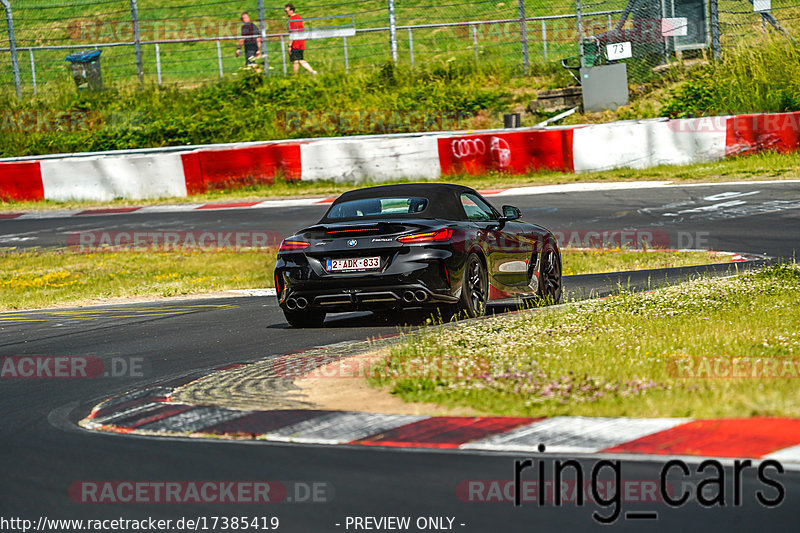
<box><xmin>274</xmin><ymin>183</ymin><xmax>562</xmax><ymax>327</ymax></box>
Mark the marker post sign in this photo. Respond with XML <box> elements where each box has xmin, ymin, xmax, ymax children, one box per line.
<box><xmin>662</xmin><ymin>17</ymin><xmax>689</xmax><ymax>37</ymax></box>
<box><xmin>606</xmin><ymin>42</ymin><xmax>632</xmax><ymax>61</ymax></box>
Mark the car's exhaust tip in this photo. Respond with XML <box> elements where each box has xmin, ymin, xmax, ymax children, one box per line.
<box><xmin>285</xmin><ymin>298</ymin><xmax>297</xmax><ymax>310</ymax></box>
<box><xmin>402</xmin><ymin>291</ymin><xmax>415</xmax><ymax>303</ymax></box>
<box><xmin>414</xmin><ymin>290</ymin><xmax>428</xmax><ymax>302</ymax></box>
<box><xmin>296</xmin><ymin>297</ymin><xmax>308</xmax><ymax>309</ymax></box>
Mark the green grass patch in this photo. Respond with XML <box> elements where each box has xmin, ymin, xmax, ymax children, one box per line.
<box><xmin>560</xmin><ymin>248</ymin><xmax>730</xmax><ymax>276</ymax></box>
<box><xmin>0</xmin><ymin>247</ymin><xmax>724</xmax><ymax>311</ymax></box>
<box><xmin>663</xmin><ymin>33</ymin><xmax>800</xmax><ymax>117</ymax></box>
<box><xmin>0</xmin><ymin>248</ymin><xmax>276</xmax><ymax>311</ymax></box>
<box><xmin>370</xmin><ymin>263</ymin><xmax>800</xmax><ymax>418</ymax></box>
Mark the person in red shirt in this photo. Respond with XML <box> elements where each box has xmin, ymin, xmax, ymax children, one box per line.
<box><xmin>284</xmin><ymin>3</ymin><xmax>317</xmax><ymax>75</ymax></box>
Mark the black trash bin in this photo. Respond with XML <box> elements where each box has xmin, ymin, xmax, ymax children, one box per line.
<box><xmin>65</xmin><ymin>49</ymin><xmax>103</xmax><ymax>91</ymax></box>
<box><xmin>503</xmin><ymin>113</ymin><xmax>521</xmax><ymax>128</ymax></box>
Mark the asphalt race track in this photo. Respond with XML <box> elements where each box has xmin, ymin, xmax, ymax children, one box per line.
<box><xmin>2</xmin><ymin>181</ymin><xmax>800</xmax><ymax>257</ymax></box>
<box><xmin>1</xmin><ymin>181</ymin><xmax>799</xmax><ymax>532</ymax></box>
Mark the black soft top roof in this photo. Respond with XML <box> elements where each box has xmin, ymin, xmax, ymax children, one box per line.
<box><xmin>320</xmin><ymin>183</ymin><xmax>481</xmax><ymax>222</ymax></box>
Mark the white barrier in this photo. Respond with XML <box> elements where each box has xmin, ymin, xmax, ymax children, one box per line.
<box><xmin>299</xmin><ymin>136</ymin><xmax>441</xmax><ymax>182</ymax></box>
<box><xmin>572</xmin><ymin>117</ymin><xmax>728</xmax><ymax>172</ymax></box>
<box><xmin>40</xmin><ymin>153</ymin><xmax>188</xmax><ymax>202</ymax></box>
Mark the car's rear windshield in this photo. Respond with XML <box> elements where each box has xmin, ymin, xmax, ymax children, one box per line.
<box><xmin>325</xmin><ymin>197</ymin><xmax>429</xmax><ymax>219</ymax></box>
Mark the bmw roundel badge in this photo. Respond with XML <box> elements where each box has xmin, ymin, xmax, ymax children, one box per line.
<box><xmin>347</xmin><ymin>239</ymin><xmax>357</xmax><ymax>247</ymax></box>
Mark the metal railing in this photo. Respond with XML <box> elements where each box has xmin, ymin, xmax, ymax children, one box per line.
<box><xmin>3</xmin><ymin>0</ymin><xmax>798</xmax><ymax>96</ymax></box>
<box><xmin>1</xmin><ymin>0</ymin><xmax>622</xmax><ymax>95</ymax></box>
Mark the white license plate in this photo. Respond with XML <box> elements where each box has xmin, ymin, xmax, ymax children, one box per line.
<box><xmin>326</xmin><ymin>256</ymin><xmax>381</xmax><ymax>271</ymax></box>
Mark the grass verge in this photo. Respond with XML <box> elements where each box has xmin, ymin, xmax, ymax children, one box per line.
<box><xmin>0</xmin><ymin>249</ymin><xmax>276</xmax><ymax>311</ymax></box>
<box><xmin>0</xmin><ymin>248</ymin><xmax>725</xmax><ymax>311</ymax></box>
<box><xmin>560</xmin><ymin>248</ymin><xmax>731</xmax><ymax>276</ymax></box>
<box><xmin>662</xmin><ymin>34</ymin><xmax>800</xmax><ymax>118</ymax></box>
<box><xmin>3</xmin><ymin>151</ymin><xmax>800</xmax><ymax>213</ymax></box>
<box><xmin>370</xmin><ymin>263</ymin><xmax>800</xmax><ymax>418</ymax></box>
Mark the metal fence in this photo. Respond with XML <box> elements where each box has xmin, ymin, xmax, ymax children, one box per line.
<box><xmin>716</xmin><ymin>0</ymin><xmax>799</xmax><ymax>53</ymax></box>
<box><xmin>2</xmin><ymin>1</ymin><xmax>799</xmax><ymax>97</ymax></box>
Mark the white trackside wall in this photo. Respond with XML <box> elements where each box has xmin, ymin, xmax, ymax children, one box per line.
<box><xmin>572</xmin><ymin>117</ymin><xmax>729</xmax><ymax>172</ymax></box>
<box><xmin>299</xmin><ymin>136</ymin><xmax>441</xmax><ymax>182</ymax></box>
<box><xmin>40</xmin><ymin>153</ymin><xmax>188</xmax><ymax>202</ymax></box>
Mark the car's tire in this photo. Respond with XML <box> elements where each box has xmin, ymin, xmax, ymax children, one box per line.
<box><xmin>283</xmin><ymin>309</ymin><xmax>326</xmax><ymax>328</ymax></box>
<box><xmin>537</xmin><ymin>245</ymin><xmax>562</xmax><ymax>304</ymax></box>
<box><xmin>455</xmin><ymin>253</ymin><xmax>488</xmax><ymax>319</ymax></box>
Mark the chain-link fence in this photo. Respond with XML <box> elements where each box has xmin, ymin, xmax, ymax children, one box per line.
<box><xmin>717</xmin><ymin>0</ymin><xmax>798</xmax><ymax>50</ymax></box>
<box><xmin>2</xmin><ymin>1</ymin><xmax>799</xmax><ymax>96</ymax></box>
<box><xmin>0</xmin><ymin>0</ymin><xmax>595</xmax><ymax>94</ymax></box>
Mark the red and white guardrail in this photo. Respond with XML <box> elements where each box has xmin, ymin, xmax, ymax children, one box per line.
<box><xmin>2</xmin><ymin>111</ymin><xmax>799</xmax><ymax>202</ymax></box>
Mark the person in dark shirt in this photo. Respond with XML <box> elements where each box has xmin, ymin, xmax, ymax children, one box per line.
<box><xmin>236</xmin><ymin>12</ymin><xmax>262</xmax><ymax>67</ymax></box>
<box><xmin>284</xmin><ymin>3</ymin><xmax>317</xmax><ymax>75</ymax></box>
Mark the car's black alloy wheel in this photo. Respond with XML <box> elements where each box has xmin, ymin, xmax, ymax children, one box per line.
<box><xmin>459</xmin><ymin>253</ymin><xmax>488</xmax><ymax>318</ymax></box>
<box><xmin>538</xmin><ymin>247</ymin><xmax>563</xmax><ymax>304</ymax></box>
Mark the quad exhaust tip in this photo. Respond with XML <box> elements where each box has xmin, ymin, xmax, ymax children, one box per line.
<box><xmin>285</xmin><ymin>297</ymin><xmax>308</xmax><ymax>310</ymax></box>
<box><xmin>403</xmin><ymin>290</ymin><xmax>428</xmax><ymax>303</ymax></box>
<box><xmin>292</xmin><ymin>292</ymin><xmax>425</xmax><ymax>308</ymax></box>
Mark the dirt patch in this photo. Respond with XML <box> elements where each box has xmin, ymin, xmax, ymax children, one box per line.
<box><xmin>294</xmin><ymin>348</ymin><xmax>483</xmax><ymax>416</ymax></box>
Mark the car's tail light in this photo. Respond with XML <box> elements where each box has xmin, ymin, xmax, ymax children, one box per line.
<box><xmin>279</xmin><ymin>239</ymin><xmax>311</xmax><ymax>251</ymax></box>
<box><xmin>397</xmin><ymin>228</ymin><xmax>453</xmax><ymax>243</ymax></box>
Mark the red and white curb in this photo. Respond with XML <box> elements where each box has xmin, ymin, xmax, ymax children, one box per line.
<box><xmin>3</xmin><ymin>110</ymin><xmax>800</xmax><ymax>203</ymax></box>
<box><xmin>3</xmin><ymin>179</ymin><xmax>799</xmax><ymax>221</ymax></box>
<box><xmin>80</xmin><ymin>384</ymin><xmax>800</xmax><ymax>464</ymax></box>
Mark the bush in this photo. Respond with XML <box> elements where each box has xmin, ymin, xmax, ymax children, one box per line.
<box><xmin>661</xmin><ymin>67</ymin><xmax>718</xmax><ymax>119</ymax></box>
<box><xmin>0</xmin><ymin>63</ymin><xmax>510</xmax><ymax>158</ymax></box>
<box><xmin>662</xmin><ymin>34</ymin><xmax>800</xmax><ymax>118</ymax></box>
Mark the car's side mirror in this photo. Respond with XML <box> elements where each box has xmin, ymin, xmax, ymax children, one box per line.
<box><xmin>500</xmin><ymin>205</ymin><xmax>521</xmax><ymax>221</ymax></box>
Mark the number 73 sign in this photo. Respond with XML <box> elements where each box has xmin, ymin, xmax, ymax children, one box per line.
<box><xmin>606</xmin><ymin>42</ymin><xmax>633</xmax><ymax>61</ymax></box>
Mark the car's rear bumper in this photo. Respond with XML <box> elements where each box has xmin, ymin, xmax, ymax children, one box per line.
<box><xmin>281</xmin><ymin>283</ymin><xmax>459</xmax><ymax>313</ymax></box>
<box><xmin>276</xmin><ymin>247</ymin><xmax>461</xmax><ymax>313</ymax></box>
